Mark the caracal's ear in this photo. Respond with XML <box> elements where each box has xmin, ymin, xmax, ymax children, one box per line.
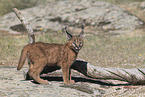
<box><xmin>64</xmin><ymin>26</ymin><xmax>72</xmax><ymax>40</ymax></box>
<box><xmin>78</xmin><ymin>26</ymin><xmax>84</xmax><ymax>38</ymax></box>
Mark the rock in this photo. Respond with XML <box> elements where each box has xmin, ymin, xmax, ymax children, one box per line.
<box><xmin>0</xmin><ymin>0</ymin><xmax>143</xmax><ymax>33</ymax></box>
<box><xmin>1</xmin><ymin>66</ymin><xmax>145</xmax><ymax>96</ymax></box>
<box><xmin>140</xmin><ymin>1</ymin><xmax>145</xmax><ymax>10</ymax></box>
<box><xmin>0</xmin><ymin>66</ymin><xmax>105</xmax><ymax>96</ymax></box>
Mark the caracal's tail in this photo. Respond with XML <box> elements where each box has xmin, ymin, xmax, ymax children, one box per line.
<box><xmin>17</xmin><ymin>45</ymin><xmax>30</xmax><ymax>70</ymax></box>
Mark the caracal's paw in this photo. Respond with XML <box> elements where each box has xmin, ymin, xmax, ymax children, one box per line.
<box><xmin>64</xmin><ymin>80</ymin><xmax>75</xmax><ymax>85</ymax></box>
<box><xmin>69</xmin><ymin>80</ymin><xmax>75</xmax><ymax>84</ymax></box>
<box><xmin>23</xmin><ymin>71</ymin><xmax>32</xmax><ymax>80</ymax></box>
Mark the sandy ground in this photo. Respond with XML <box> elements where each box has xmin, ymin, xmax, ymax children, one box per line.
<box><xmin>1</xmin><ymin>65</ymin><xmax>145</xmax><ymax>97</ymax></box>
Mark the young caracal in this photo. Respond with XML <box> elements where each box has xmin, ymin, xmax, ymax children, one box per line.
<box><xmin>17</xmin><ymin>26</ymin><xmax>84</xmax><ymax>85</ymax></box>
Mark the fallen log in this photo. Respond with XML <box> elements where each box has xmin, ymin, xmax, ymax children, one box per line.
<box><xmin>72</xmin><ymin>60</ymin><xmax>145</xmax><ymax>85</ymax></box>
<box><xmin>13</xmin><ymin>8</ymin><xmax>145</xmax><ymax>85</ymax></box>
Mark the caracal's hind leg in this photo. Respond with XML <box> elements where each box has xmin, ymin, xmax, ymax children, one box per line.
<box><xmin>23</xmin><ymin>61</ymin><xmax>33</xmax><ymax>80</ymax></box>
<box><xmin>28</xmin><ymin>59</ymin><xmax>49</xmax><ymax>84</ymax></box>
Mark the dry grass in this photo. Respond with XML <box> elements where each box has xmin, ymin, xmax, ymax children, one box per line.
<box><xmin>0</xmin><ymin>29</ymin><xmax>145</xmax><ymax>69</ymax></box>
<box><xmin>80</xmin><ymin>30</ymin><xmax>145</xmax><ymax>69</ymax></box>
<box><xmin>0</xmin><ymin>31</ymin><xmax>66</xmax><ymax>65</ymax></box>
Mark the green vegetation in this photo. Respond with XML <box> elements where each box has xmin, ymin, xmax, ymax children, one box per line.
<box><xmin>0</xmin><ymin>30</ymin><xmax>145</xmax><ymax>69</ymax></box>
<box><xmin>81</xmin><ymin>31</ymin><xmax>145</xmax><ymax>69</ymax></box>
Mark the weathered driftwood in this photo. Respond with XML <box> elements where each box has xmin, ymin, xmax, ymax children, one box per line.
<box><xmin>13</xmin><ymin>8</ymin><xmax>145</xmax><ymax>85</ymax></box>
<box><xmin>13</xmin><ymin>8</ymin><xmax>35</xmax><ymax>43</ymax></box>
<box><xmin>71</xmin><ymin>60</ymin><xmax>145</xmax><ymax>85</ymax></box>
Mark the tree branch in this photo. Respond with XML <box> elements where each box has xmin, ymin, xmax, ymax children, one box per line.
<box><xmin>13</xmin><ymin>8</ymin><xmax>35</xmax><ymax>43</ymax></box>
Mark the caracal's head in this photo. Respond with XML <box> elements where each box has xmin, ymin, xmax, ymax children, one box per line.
<box><xmin>65</xmin><ymin>26</ymin><xmax>84</xmax><ymax>53</ymax></box>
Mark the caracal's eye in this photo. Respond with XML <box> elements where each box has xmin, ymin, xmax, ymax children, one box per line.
<box><xmin>79</xmin><ymin>42</ymin><xmax>82</xmax><ymax>46</ymax></box>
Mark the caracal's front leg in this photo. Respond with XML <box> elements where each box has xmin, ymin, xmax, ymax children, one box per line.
<box><xmin>61</xmin><ymin>63</ymin><xmax>70</xmax><ymax>85</ymax></box>
<box><xmin>61</xmin><ymin>63</ymin><xmax>75</xmax><ymax>85</ymax></box>
<box><xmin>69</xmin><ymin>68</ymin><xmax>75</xmax><ymax>84</ymax></box>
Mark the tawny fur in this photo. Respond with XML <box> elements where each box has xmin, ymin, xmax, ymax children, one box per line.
<box><xmin>17</xmin><ymin>27</ymin><xmax>84</xmax><ymax>85</ymax></box>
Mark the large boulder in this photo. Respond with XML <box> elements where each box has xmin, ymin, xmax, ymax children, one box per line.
<box><xmin>0</xmin><ymin>0</ymin><xmax>143</xmax><ymax>33</ymax></box>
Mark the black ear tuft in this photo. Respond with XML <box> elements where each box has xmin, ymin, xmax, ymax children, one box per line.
<box><xmin>64</xmin><ymin>26</ymin><xmax>72</xmax><ymax>40</ymax></box>
<box><xmin>78</xmin><ymin>26</ymin><xmax>84</xmax><ymax>38</ymax></box>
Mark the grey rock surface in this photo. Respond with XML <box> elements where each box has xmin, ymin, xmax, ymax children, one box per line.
<box><xmin>0</xmin><ymin>0</ymin><xmax>143</xmax><ymax>33</ymax></box>
<box><xmin>0</xmin><ymin>66</ymin><xmax>106</xmax><ymax>97</ymax></box>
<box><xmin>140</xmin><ymin>1</ymin><xmax>145</xmax><ymax>10</ymax></box>
<box><xmin>1</xmin><ymin>66</ymin><xmax>145</xmax><ymax>96</ymax></box>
